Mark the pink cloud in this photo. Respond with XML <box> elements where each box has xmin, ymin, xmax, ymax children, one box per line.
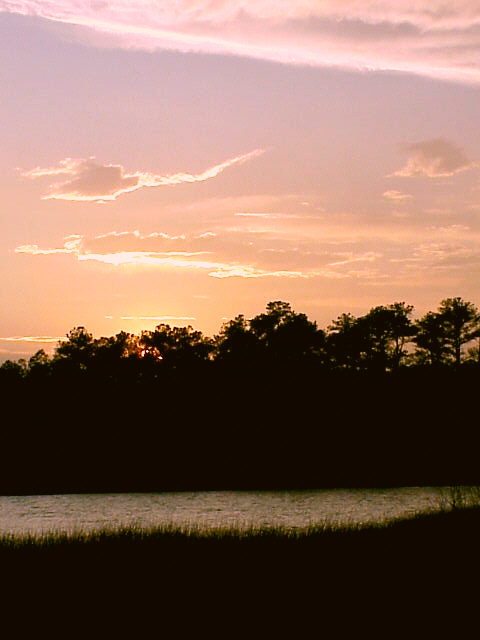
<box><xmin>392</xmin><ymin>138</ymin><xmax>477</xmax><ymax>177</ymax></box>
<box><xmin>21</xmin><ymin>149</ymin><xmax>264</xmax><ymax>202</ymax></box>
<box><xmin>3</xmin><ymin>2</ymin><xmax>480</xmax><ymax>82</ymax></box>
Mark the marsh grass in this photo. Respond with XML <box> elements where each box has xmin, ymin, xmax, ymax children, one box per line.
<box><xmin>2</xmin><ymin>503</ymin><xmax>479</xmax><ymax>559</ymax></box>
<box><xmin>2</xmin><ymin>505</ymin><xmax>480</xmax><ymax>623</ymax></box>
<box><xmin>0</xmin><ymin>512</ymin><xmax>424</xmax><ymax>550</ymax></box>
<box><xmin>4</xmin><ymin>486</ymin><xmax>480</xmax><ymax>560</ymax></box>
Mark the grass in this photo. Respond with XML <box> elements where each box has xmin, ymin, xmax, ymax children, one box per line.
<box><xmin>2</xmin><ymin>485</ymin><xmax>480</xmax><ymax>547</ymax></box>
<box><xmin>3</xmin><ymin>503</ymin><xmax>480</xmax><ymax>566</ymax></box>
<box><xmin>3</xmin><ymin>503</ymin><xmax>480</xmax><ymax>630</ymax></box>
<box><xmin>0</xmin><ymin>506</ymin><xmax>450</xmax><ymax>549</ymax></box>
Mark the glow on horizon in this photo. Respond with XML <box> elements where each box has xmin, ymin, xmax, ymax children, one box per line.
<box><xmin>1</xmin><ymin>5</ymin><xmax>480</xmax><ymax>362</ymax></box>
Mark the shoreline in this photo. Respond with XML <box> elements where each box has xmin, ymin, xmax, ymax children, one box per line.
<box><xmin>3</xmin><ymin>503</ymin><xmax>479</xmax><ymax>555</ymax></box>
<box><xmin>3</xmin><ymin>506</ymin><xmax>479</xmax><ymax>625</ymax></box>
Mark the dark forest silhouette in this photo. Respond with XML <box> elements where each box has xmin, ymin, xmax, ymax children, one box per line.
<box><xmin>2</xmin><ymin>297</ymin><xmax>480</xmax><ymax>493</ymax></box>
<box><xmin>3</xmin><ymin>297</ymin><xmax>480</xmax><ymax>379</ymax></box>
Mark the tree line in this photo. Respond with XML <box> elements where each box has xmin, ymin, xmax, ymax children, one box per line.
<box><xmin>2</xmin><ymin>297</ymin><xmax>480</xmax><ymax>492</ymax></box>
<box><xmin>2</xmin><ymin>297</ymin><xmax>480</xmax><ymax>382</ymax></box>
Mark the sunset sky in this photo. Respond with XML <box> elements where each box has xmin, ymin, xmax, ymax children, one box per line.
<box><xmin>1</xmin><ymin>2</ymin><xmax>480</xmax><ymax>361</ymax></box>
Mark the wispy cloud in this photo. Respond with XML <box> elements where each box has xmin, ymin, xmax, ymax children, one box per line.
<box><xmin>207</xmin><ymin>266</ymin><xmax>309</xmax><ymax>279</ymax></box>
<box><xmin>21</xmin><ymin>150</ymin><xmax>264</xmax><ymax>202</ymax></box>
<box><xmin>14</xmin><ymin>233</ymin><xmax>320</xmax><ymax>278</ymax></box>
<box><xmin>15</xmin><ymin>235</ymin><xmax>83</xmax><ymax>256</ymax></box>
<box><xmin>95</xmin><ymin>230</ymin><xmax>186</xmax><ymax>240</ymax></box>
<box><xmin>0</xmin><ymin>336</ymin><xmax>63</xmax><ymax>343</ymax></box>
<box><xmin>392</xmin><ymin>138</ymin><xmax>477</xmax><ymax>178</ymax></box>
<box><xmin>121</xmin><ymin>315</ymin><xmax>196</xmax><ymax>321</ymax></box>
<box><xmin>17</xmin><ymin>219</ymin><xmax>480</xmax><ymax>287</ymax></box>
<box><xmin>15</xmin><ymin>227</ymin><xmax>385</xmax><ymax>280</ymax></box>
<box><xmin>234</xmin><ymin>212</ymin><xmax>308</xmax><ymax>220</ymax></box>
<box><xmin>427</xmin><ymin>224</ymin><xmax>470</xmax><ymax>235</ymax></box>
<box><xmin>413</xmin><ymin>242</ymin><xmax>475</xmax><ymax>263</ymax></box>
<box><xmin>327</xmin><ymin>252</ymin><xmax>381</xmax><ymax>267</ymax></box>
<box><xmin>3</xmin><ymin>2</ymin><xmax>480</xmax><ymax>82</ymax></box>
<box><xmin>383</xmin><ymin>190</ymin><xmax>413</xmax><ymax>201</ymax></box>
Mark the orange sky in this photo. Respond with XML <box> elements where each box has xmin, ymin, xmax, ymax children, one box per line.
<box><xmin>1</xmin><ymin>2</ymin><xmax>480</xmax><ymax>360</ymax></box>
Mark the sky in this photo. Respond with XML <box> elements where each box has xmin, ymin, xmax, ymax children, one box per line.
<box><xmin>1</xmin><ymin>1</ymin><xmax>480</xmax><ymax>361</ymax></box>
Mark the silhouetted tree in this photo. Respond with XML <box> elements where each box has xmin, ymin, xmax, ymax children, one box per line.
<box><xmin>413</xmin><ymin>311</ymin><xmax>449</xmax><ymax>366</ymax></box>
<box><xmin>4</xmin><ymin>297</ymin><xmax>480</xmax><ymax>493</ymax></box>
<box><xmin>272</xmin><ymin>310</ymin><xmax>325</xmax><ymax>364</ymax></box>
<box><xmin>249</xmin><ymin>301</ymin><xmax>295</xmax><ymax>342</ymax></box>
<box><xmin>437</xmin><ymin>297</ymin><xmax>479</xmax><ymax>367</ymax></box>
<box><xmin>0</xmin><ymin>358</ymin><xmax>27</xmax><ymax>384</ymax></box>
<box><xmin>88</xmin><ymin>332</ymin><xmax>141</xmax><ymax>380</ymax></box>
<box><xmin>358</xmin><ymin>302</ymin><xmax>415</xmax><ymax>371</ymax></box>
<box><xmin>95</xmin><ymin>331</ymin><xmax>139</xmax><ymax>359</ymax></box>
<box><xmin>54</xmin><ymin>326</ymin><xmax>95</xmax><ymax>370</ymax></box>
<box><xmin>466</xmin><ymin>339</ymin><xmax>480</xmax><ymax>365</ymax></box>
<box><xmin>386</xmin><ymin>302</ymin><xmax>417</xmax><ymax>369</ymax></box>
<box><xmin>214</xmin><ymin>314</ymin><xmax>261</xmax><ymax>365</ymax></box>
<box><xmin>326</xmin><ymin>313</ymin><xmax>361</xmax><ymax>370</ymax></box>
<box><xmin>249</xmin><ymin>301</ymin><xmax>323</xmax><ymax>364</ymax></box>
<box><xmin>28</xmin><ymin>349</ymin><xmax>50</xmax><ymax>369</ymax></box>
<box><xmin>3</xmin><ymin>297</ymin><xmax>480</xmax><ymax>388</ymax></box>
<box><xmin>140</xmin><ymin>324</ymin><xmax>213</xmax><ymax>369</ymax></box>
<box><xmin>414</xmin><ymin>298</ymin><xmax>479</xmax><ymax>367</ymax></box>
<box><xmin>26</xmin><ymin>349</ymin><xmax>52</xmax><ymax>381</ymax></box>
<box><xmin>328</xmin><ymin>303</ymin><xmax>415</xmax><ymax>372</ymax></box>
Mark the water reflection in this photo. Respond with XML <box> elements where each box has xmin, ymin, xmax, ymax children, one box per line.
<box><xmin>0</xmin><ymin>488</ymin><xmax>446</xmax><ymax>536</ymax></box>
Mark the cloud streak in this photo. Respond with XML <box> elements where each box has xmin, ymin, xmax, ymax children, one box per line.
<box><xmin>0</xmin><ymin>336</ymin><xmax>63</xmax><ymax>343</ymax></box>
<box><xmin>121</xmin><ymin>315</ymin><xmax>196</xmax><ymax>321</ymax></box>
<box><xmin>14</xmin><ymin>233</ymin><xmax>319</xmax><ymax>278</ymax></box>
<box><xmin>383</xmin><ymin>190</ymin><xmax>413</xmax><ymax>201</ymax></box>
<box><xmin>2</xmin><ymin>2</ymin><xmax>480</xmax><ymax>82</ymax></box>
<box><xmin>15</xmin><ymin>229</ymin><xmax>383</xmax><ymax>280</ymax></box>
<box><xmin>17</xmin><ymin>220</ymin><xmax>479</xmax><ymax>288</ymax></box>
<box><xmin>21</xmin><ymin>150</ymin><xmax>264</xmax><ymax>202</ymax></box>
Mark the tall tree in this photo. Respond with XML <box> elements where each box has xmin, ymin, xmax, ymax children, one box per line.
<box><xmin>249</xmin><ymin>301</ymin><xmax>323</xmax><ymax>364</ymax></box>
<box><xmin>54</xmin><ymin>326</ymin><xmax>94</xmax><ymax>370</ymax></box>
<box><xmin>27</xmin><ymin>349</ymin><xmax>51</xmax><ymax>381</ymax></box>
<box><xmin>326</xmin><ymin>313</ymin><xmax>360</xmax><ymax>370</ymax></box>
<box><xmin>214</xmin><ymin>314</ymin><xmax>260</xmax><ymax>364</ymax></box>
<box><xmin>28</xmin><ymin>349</ymin><xmax>50</xmax><ymax>370</ymax></box>
<box><xmin>413</xmin><ymin>311</ymin><xmax>449</xmax><ymax>366</ymax></box>
<box><xmin>342</xmin><ymin>302</ymin><xmax>415</xmax><ymax>372</ymax></box>
<box><xmin>140</xmin><ymin>324</ymin><xmax>213</xmax><ymax>369</ymax></box>
<box><xmin>383</xmin><ymin>302</ymin><xmax>416</xmax><ymax>370</ymax></box>
<box><xmin>0</xmin><ymin>358</ymin><xmax>27</xmax><ymax>383</ymax></box>
<box><xmin>414</xmin><ymin>298</ymin><xmax>480</xmax><ymax>366</ymax></box>
<box><xmin>437</xmin><ymin>297</ymin><xmax>479</xmax><ymax>367</ymax></box>
<box><xmin>89</xmin><ymin>332</ymin><xmax>141</xmax><ymax>380</ymax></box>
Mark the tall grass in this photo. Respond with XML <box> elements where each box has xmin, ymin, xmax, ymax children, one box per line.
<box><xmin>3</xmin><ymin>502</ymin><xmax>480</xmax><ymax>624</ymax></box>
<box><xmin>2</xmin><ymin>486</ymin><xmax>479</xmax><ymax>554</ymax></box>
<box><xmin>0</xmin><ymin>518</ymin><xmax>382</xmax><ymax>550</ymax></box>
<box><xmin>1</xmin><ymin>499</ymin><xmax>479</xmax><ymax>552</ymax></box>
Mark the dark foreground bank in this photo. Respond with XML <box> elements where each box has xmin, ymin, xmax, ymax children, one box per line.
<box><xmin>3</xmin><ymin>507</ymin><xmax>480</xmax><ymax>589</ymax></box>
<box><xmin>3</xmin><ymin>507</ymin><xmax>479</xmax><ymax>633</ymax></box>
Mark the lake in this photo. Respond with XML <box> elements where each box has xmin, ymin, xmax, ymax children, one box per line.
<box><xmin>0</xmin><ymin>488</ymin><xmax>451</xmax><ymax>536</ymax></box>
